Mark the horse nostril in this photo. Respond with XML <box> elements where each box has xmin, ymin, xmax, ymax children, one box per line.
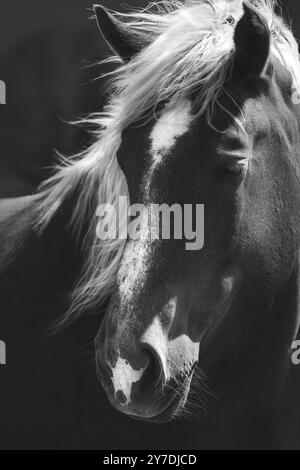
<box><xmin>139</xmin><ymin>346</ymin><xmax>163</xmax><ymax>394</ymax></box>
<box><xmin>116</xmin><ymin>390</ymin><xmax>127</xmax><ymax>405</ymax></box>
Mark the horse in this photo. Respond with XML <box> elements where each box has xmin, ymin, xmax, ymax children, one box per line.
<box><xmin>1</xmin><ymin>0</ymin><xmax>300</xmax><ymax>450</ymax></box>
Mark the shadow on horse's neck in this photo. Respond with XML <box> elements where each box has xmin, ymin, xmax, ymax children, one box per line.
<box><xmin>189</xmin><ymin>257</ymin><xmax>300</xmax><ymax>449</ymax></box>
<box><xmin>201</xmin><ymin>253</ymin><xmax>300</xmax><ymax>381</ymax></box>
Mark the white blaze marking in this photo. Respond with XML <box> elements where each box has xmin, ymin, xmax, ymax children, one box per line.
<box><xmin>116</xmin><ymin>101</ymin><xmax>193</xmax><ymax>340</ymax></box>
<box><xmin>118</xmin><ymin>209</ymin><xmax>151</xmax><ymax>304</ymax></box>
<box><xmin>117</xmin><ymin>101</ymin><xmax>193</xmax><ymax>305</ymax></box>
<box><xmin>150</xmin><ymin>99</ymin><xmax>192</xmax><ymax>165</ymax></box>
<box><xmin>111</xmin><ymin>357</ymin><xmax>145</xmax><ymax>405</ymax></box>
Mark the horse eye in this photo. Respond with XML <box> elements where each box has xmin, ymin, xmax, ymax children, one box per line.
<box><xmin>282</xmin><ymin>86</ymin><xmax>293</xmax><ymax>101</ymax></box>
<box><xmin>154</xmin><ymin>100</ymin><xmax>168</xmax><ymax>115</ymax></box>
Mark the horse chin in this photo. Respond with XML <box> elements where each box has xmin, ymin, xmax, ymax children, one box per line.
<box><xmin>144</xmin><ymin>395</ymin><xmax>187</xmax><ymax>424</ymax></box>
<box><xmin>129</xmin><ymin>379</ymin><xmax>191</xmax><ymax>424</ymax></box>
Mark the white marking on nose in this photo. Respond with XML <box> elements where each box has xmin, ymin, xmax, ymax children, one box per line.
<box><xmin>110</xmin><ymin>357</ymin><xmax>145</xmax><ymax>405</ymax></box>
<box><xmin>150</xmin><ymin>99</ymin><xmax>192</xmax><ymax>165</ymax></box>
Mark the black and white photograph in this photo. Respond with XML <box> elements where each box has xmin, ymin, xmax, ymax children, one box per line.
<box><xmin>0</xmin><ymin>0</ymin><xmax>300</xmax><ymax>453</ymax></box>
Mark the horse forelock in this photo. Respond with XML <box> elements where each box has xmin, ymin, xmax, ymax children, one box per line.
<box><xmin>34</xmin><ymin>0</ymin><xmax>300</xmax><ymax>327</ymax></box>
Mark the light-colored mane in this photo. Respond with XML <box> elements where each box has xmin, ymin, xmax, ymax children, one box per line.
<box><xmin>35</xmin><ymin>0</ymin><xmax>300</xmax><ymax>325</ymax></box>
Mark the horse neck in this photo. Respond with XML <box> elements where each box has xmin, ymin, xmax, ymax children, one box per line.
<box><xmin>203</xmin><ymin>253</ymin><xmax>300</xmax><ymax>384</ymax></box>
<box><xmin>195</xmin><ymin>257</ymin><xmax>300</xmax><ymax>450</ymax></box>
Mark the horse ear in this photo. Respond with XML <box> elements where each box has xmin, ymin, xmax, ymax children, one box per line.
<box><xmin>94</xmin><ymin>5</ymin><xmax>145</xmax><ymax>62</ymax></box>
<box><xmin>233</xmin><ymin>2</ymin><xmax>270</xmax><ymax>78</ymax></box>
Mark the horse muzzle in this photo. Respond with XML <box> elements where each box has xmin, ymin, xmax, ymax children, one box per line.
<box><xmin>95</xmin><ymin>336</ymin><xmax>194</xmax><ymax>422</ymax></box>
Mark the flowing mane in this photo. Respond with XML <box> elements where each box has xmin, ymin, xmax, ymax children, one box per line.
<box><xmin>35</xmin><ymin>0</ymin><xmax>300</xmax><ymax>325</ymax></box>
